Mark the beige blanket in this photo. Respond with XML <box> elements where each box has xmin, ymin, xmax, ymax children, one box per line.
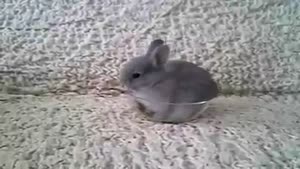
<box><xmin>0</xmin><ymin>0</ymin><xmax>300</xmax><ymax>168</ymax></box>
<box><xmin>0</xmin><ymin>94</ymin><xmax>299</xmax><ymax>168</ymax></box>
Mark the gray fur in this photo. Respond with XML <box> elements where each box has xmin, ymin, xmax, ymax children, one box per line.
<box><xmin>120</xmin><ymin>39</ymin><xmax>219</xmax><ymax>123</ymax></box>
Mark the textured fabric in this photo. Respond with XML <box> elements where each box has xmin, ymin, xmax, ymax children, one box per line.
<box><xmin>0</xmin><ymin>94</ymin><xmax>299</xmax><ymax>168</ymax></box>
<box><xmin>0</xmin><ymin>0</ymin><xmax>299</xmax><ymax>94</ymax></box>
<box><xmin>0</xmin><ymin>1</ymin><xmax>300</xmax><ymax>169</ymax></box>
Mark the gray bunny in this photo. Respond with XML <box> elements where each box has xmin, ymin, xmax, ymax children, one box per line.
<box><xmin>120</xmin><ymin>39</ymin><xmax>219</xmax><ymax>123</ymax></box>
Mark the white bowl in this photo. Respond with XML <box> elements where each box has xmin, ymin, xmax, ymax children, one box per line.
<box><xmin>127</xmin><ymin>94</ymin><xmax>210</xmax><ymax>122</ymax></box>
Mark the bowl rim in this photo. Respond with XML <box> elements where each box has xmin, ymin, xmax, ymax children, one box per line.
<box><xmin>128</xmin><ymin>94</ymin><xmax>208</xmax><ymax>106</ymax></box>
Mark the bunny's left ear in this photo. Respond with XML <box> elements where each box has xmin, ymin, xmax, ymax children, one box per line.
<box><xmin>146</xmin><ymin>39</ymin><xmax>164</xmax><ymax>55</ymax></box>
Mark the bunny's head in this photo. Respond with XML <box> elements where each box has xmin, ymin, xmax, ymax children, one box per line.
<box><xmin>120</xmin><ymin>39</ymin><xmax>170</xmax><ymax>91</ymax></box>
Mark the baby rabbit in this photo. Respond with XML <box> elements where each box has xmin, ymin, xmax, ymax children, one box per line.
<box><xmin>120</xmin><ymin>39</ymin><xmax>219</xmax><ymax>123</ymax></box>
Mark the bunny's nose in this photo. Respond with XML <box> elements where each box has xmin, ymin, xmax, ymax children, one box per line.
<box><xmin>120</xmin><ymin>83</ymin><xmax>127</xmax><ymax>89</ymax></box>
<box><xmin>119</xmin><ymin>84</ymin><xmax>130</xmax><ymax>93</ymax></box>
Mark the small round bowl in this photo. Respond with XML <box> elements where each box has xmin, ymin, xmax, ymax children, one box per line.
<box><xmin>126</xmin><ymin>94</ymin><xmax>210</xmax><ymax>122</ymax></box>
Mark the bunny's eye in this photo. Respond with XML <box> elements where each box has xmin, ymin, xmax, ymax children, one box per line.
<box><xmin>132</xmin><ymin>73</ymin><xmax>141</xmax><ymax>79</ymax></box>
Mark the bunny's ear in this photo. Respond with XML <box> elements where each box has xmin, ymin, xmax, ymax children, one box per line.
<box><xmin>149</xmin><ymin>45</ymin><xmax>170</xmax><ymax>67</ymax></box>
<box><xmin>146</xmin><ymin>39</ymin><xmax>164</xmax><ymax>55</ymax></box>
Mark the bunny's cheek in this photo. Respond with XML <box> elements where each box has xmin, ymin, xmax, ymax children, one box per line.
<box><xmin>129</xmin><ymin>80</ymin><xmax>143</xmax><ymax>91</ymax></box>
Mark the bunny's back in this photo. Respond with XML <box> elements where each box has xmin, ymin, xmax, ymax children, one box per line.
<box><xmin>165</xmin><ymin>60</ymin><xmax>218</xmax><ymax>102</ymax></box>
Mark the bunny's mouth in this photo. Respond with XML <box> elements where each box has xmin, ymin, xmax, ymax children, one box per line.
<box><xmin>124</xmin><ymin>89</ymin><xmax>132</xmax><ymax>95</ymax></box>
<box><xmin>122</xmin><ymin>87</ymin><xmax>135</xmax><ymax>96</ymax></box>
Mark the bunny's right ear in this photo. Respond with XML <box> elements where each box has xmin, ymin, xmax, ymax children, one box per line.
<box><xmin>146</xmin><ymin>39</ymin><xmax>164</xmax><ymax>55</ymax></box>
<box><xmin>149</xmin><ymin>45</ymin><xmax>170</xmax><ymax>67</ymax></box>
